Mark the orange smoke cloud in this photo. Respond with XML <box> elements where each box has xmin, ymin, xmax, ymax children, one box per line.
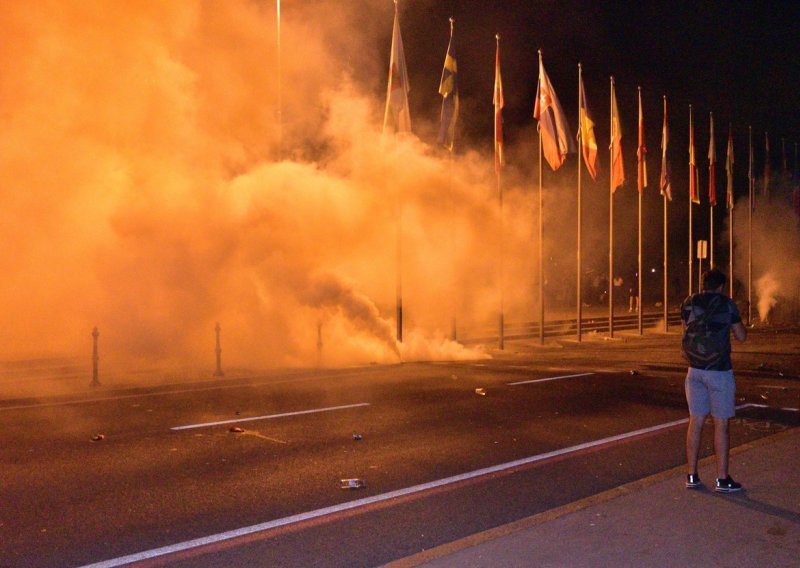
<box><xmin>0</xmin><ymin>0</ymin><xmax>541</xmax><ymax>377</ymax></box>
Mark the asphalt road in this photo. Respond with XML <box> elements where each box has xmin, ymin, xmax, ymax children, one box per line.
<box><xmin>1</xmin><ymin>330</ymin><xmax>798</xmax><ymax>567</ymax></box>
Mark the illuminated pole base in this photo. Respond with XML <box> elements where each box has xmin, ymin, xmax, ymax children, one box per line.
<box><xmin>90</xmin><ymin>326</ymin><xmax>101</xmax><ymax>388</ymax></box>
<box><xmin>213</xmin><ymin>322</ymin><xmax>224</xmax><ymax>378</ymax></box>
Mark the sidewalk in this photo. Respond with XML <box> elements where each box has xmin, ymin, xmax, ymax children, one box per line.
<box><xmin>387</xmin><ymin>427</ymin><xmax>800</xmax><ymax>568</ymax></box>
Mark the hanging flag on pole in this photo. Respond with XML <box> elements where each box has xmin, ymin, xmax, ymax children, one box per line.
<box><xmin>383</xmin><ymin>1</ymin><xmax>411</xmax><ymax>136</ymax></box>
<box><xmin>578</xmin><ymin>71</ymin><xmax>598</xmax><ymax>180</ymax></box>
<box><xmin>689</xmin><ymin>107</ymin><xmax>700</xmax><ymax>204</ymax></box>
<box><xmin>534</xmin><ymin>52</ymin><xmax>574</xmax><ymax>171</ymax></box>
<box><xmin>637</xmin><ymin>88</ymin><xmax>647</xmax><ymax>192</ymax></box>
<box><xmin>726</xmin><ymin>125</ymin><xmax>734</xmax><ymax>209</ymax></box>
<box><xmin>438</xmin><ymin>18</ymin><xmax>459</xmax><ymax>150</ymax></box>
<box><xmin>763</xmin><ymin>132</ymin><xmax>771</xmax><ymax>196</ymax></box>
<box><xmin>493</xmin><ymin>34</ymin><xmax>504</xmax><ymax>174</ymax></box>
<box><xmin>660</xmin><ymin>97</ymin><xmax>672</xmax><ymax>200</ymax></box>
<box><xmin>610</xmin><ymin>78</ymin><xmax>624</xmax><ymax>192</ymax></box>
<box><xmin>708</xmin><ymin>112</ymin><xmax>717</xmax><ymax>207</ymax></box>
<box><xmin>781</xmin><ymin>137</ymin><xmax>788</xmax><ymax>175</ymax></box>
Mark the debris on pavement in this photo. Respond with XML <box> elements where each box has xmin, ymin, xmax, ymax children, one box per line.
<box><xmin>91</xmin><ymin>434</ymin><xmax>106</xmax><ymax>442</ymax></box>
<box><xmin>629</xmin><ymin>370</ymin><xmax>639</xmax><ymax>376</ymax></box>
<box><xmin>352</xmin><ymin>434</ymin><xmax>363</xmax><ymax>441</ymax></box>
<box><xmin>760</xmin><ymin>394</ymin><xmax>769</xmax><ymax>401</ymax></box>
<box><xmin>475</xmin><ymin>388</ymin><xmax>486</xmax><ymax>396</ymax></box>
<box><xmin>229</xmin><ymin>426</ymin><xmax>245</xmax><ymax>433</ymax></box>
<box><xmin>339</xmin><ymin>478</ymin><xmax>366</xmax><ymax>489</ymax></box>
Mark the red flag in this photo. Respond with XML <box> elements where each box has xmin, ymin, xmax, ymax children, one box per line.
<box><xmin>725</xmin><ymin>125</ymin><xmax>734</xmax><ymax>210</ymax></box>
<box><xmin>610</xmin><ymin>78</ymin><xmax>624</xmax><ymax>192</ymax></box>
<box><xmin>708</xmin><ymin>112</ymin><xmax>717</xmax><ymax>207</ymax></box>
<box><xmin>533</xmin><ymin>52</ymin><xmax>574</xmax><ymax>171</ymax></box>
<box><xmin>637</xmin><ymin>88</ymin><xmax>647</xmax><ymax>192</ymax></box>
<box><xmin>660</xmin><ymin>97</ymin><xmax>672</xmax><ymax>200</ymax></box>
<box><xmin>493</xmin><ymin>36</ymin><xmax>504</xmax><ymax>174</ymax></box>
<box><xmin>689</xmin><ymin>106</ymin><xmax>700</xmax><ymax>204</ymax></box>
<box><xmin>578</xmin><ymin>68</ymin><xmax>598</xmax><ymax>180</ymax></box>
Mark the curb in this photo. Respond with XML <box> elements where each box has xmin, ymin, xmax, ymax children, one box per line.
<box><xmin>382</xmin><ymin>427</ymin><xmax>797</xmax><ymax>568</ymax></box>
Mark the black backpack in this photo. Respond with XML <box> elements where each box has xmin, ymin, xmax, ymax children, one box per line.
<box><xmin>681</xmin><ymin>294</ymin><xmax>725</xmax><ymax>369</ymax></box>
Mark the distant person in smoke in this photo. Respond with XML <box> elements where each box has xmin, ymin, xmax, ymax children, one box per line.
<box><xmin>681</xmin><ymin>268</ymin><xmax>747</xmax><ymax>493</ymax></box>
<box><xmin>628</xmin><ymin>271</ymin><xmax>639</xmax><ymax>312</ymax></box>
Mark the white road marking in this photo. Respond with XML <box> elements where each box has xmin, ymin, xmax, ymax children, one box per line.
<box><xmin>0</xmin><ymin>370</ymin><xmax>376</xmax><ymax>412</ymax></box>
<box><xmin>508</xmin><ymin>372</ymin><xmax>595</xmax><ymax>386</ymax></box>
<box><xmin>170</xmin><ymin>403</ymin><xmax>371</xmax><ymax>431</ymax></box>
<box><xmin>81</xmin><ymin>404</ymin><xmax>769</xmax><ymax>568</ymax></box>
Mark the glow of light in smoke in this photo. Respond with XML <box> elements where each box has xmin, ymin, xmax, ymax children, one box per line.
<box><xmin>730</xmin><ymin>183</ymin><xmax>800</xmax><ymax>324</ymax></box>
<box><xmin>755</xmin><ymin>272</ymin><xmax>779</xmax><ymax>322</ymax></box>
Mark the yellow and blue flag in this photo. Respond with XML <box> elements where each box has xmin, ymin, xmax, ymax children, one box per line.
<box><xmin>438</xmin><ymin>18</ymin><xmax>459</xmax><ymax>150</ymax></box>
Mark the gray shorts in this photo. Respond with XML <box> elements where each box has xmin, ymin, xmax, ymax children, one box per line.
<box><xmin>685</xmin><ymin>368</ymin><xmax>736</xmax><ymax>419</ymax></box>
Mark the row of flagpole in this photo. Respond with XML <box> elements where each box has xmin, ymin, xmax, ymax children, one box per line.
<box><xmin>381</xmin><ymin>6</ymin><xmax>795</xmax><ymax>346</ymax></box>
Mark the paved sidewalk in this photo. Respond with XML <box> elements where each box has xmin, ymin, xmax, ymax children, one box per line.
<box><xmin>388</xmin><ymin>427</ymin><xmax>800</xmax><ymax>568</ymax></box>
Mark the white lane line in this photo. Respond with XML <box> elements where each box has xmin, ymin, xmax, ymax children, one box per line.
<box><xmin>508</xmin><ymin>372</ymin><xmax>595</xmax><ymax>386</ymax></box>
<box><xmin>746</xmin><ymin>402</ymin><xmax>800</xmax><ymax>412</ymax></box>
<box><xmin>170</xmin><ymin>403</ymin><xmax>371</xmax><ymax>431</ymax></box>
<box><xmin>85</xmin><ymin>406</ymin><xmax>774</xmax><ymax>568</ymax></box>
<box><xmin>0</xmin><ymin>370</ymin><xmax>376</xmax><ymax>412</ymax></box>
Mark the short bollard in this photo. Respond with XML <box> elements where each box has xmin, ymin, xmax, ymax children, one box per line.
<box><xmin>316</xmin><ymin>321</ymin><xmax>323</xmax><ymax>367</ymax></box>
<box><xmin>90</xmin><ymin>327</ymin><xmax>101</xmax><ymax>388</ymax></box>
<box><xmin>214</xmin><ymin>322</ymin><xmax>224</xmax><ymax>377</ymax></box>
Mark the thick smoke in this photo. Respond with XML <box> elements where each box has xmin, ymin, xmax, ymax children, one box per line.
<box><xmin>731</xmin><ymin>182</ymin><xmax>800</xmax><ymax>323</ymax></box>
<box><xmin>0</xmin><ymin>0</ymin><xmax>524</xmax><ymax>374</ymax></box>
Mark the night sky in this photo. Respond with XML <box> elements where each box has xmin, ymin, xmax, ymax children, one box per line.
<box><xmin>379</xmin><ymin>0</ymin><xmax>800</xmax><ymax>171</ymax></box>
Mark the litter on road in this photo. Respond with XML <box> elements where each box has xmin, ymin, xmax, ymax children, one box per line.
<box><xmin>475</xmin><ymin>388</ymin><xmax>486</xmax><ymax>396</ymax></box>
<box><xmin>339</xmin><ymin>478</ymin><xmax>366</xmax><ymax>489</ymax></box>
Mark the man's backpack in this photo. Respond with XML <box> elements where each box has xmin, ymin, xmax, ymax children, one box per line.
<box><xmin>681</xmin><ymin>295</ymin><xmax>725</xmax><ymax>369</ymax></box>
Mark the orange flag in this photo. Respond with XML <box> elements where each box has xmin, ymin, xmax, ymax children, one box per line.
<box><xmin>610</xmin><ymin>78</ymin><xmax>624</xmax><ymax>192</ymax></box>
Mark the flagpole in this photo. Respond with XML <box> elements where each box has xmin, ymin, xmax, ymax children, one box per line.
<box><xmin>662</xmin><ymin>96</ymin><xmax>669</xmax><ymax>333</ymax></box>
<box><xmin>637</xmin><ymin>86</ymin><xmax>643</xmax><ymax>335</ymax></box>
<box><xmin>498</xmin><ymin>145</ymin><xmax>504</xmax><ymax>350</ymax></box>
<box><xmin>448</xmin><ymin>149</ymin><xmax>457</xmax><ymax>341</ymax></box>
<box><xmin>748</xmin><ymin>126</ymin><xmax>753</xmax><ymax>325</ymax></box>
<box><xmin>709</xmin><ymin>112</ymin><xmax>714</xmax><ymax>268</ymax></box>
<box><xmin>577</xmin><ymin>63</ymin><xmax>583</xmax><ymax>342</ymax></box>
<box><xmin>608</xmin><ymin>76</ymin><xmax>614</xmax><ymax>339</ymax></box>
<box><xmin>495</xmin><ymin>34</ymin><xmax>504</xmax><ymax>350</ymax></box>
<box><xmin>728</xmin><ymin>124</ymin><xmax>734</xmax><ymax>298</ymax></box>
<box><xmin>538</xmin><ymin>52</ymin><xmax>544</xmax><ymax>346</ymax></box>
<box><xmin>538</xmin><ymin>125</ymin><xmax>544</xmax><ymax>345</ymax></box>
<box><xmin>688</xmin><ymin>104</ymin><xmax>693</xmax><ymax>297</ymax></box>
<box><xmin>276</xmin><ymin>0</ymin><xmax>282</xmax><ymax>158</ymax></box>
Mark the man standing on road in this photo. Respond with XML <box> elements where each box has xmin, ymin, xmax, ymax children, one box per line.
<box><xmin>681</xmin><ymin>268</ymin><xmax>747</xmax><ymax>492</ymax></box>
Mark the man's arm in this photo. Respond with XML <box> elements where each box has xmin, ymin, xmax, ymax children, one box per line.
<box><xmin>732</xmin><ymin>322</ymin><xmax>747</xmax><ymax>342</ymax></box>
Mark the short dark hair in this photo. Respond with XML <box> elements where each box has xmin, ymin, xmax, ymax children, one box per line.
<box><xmin>702</xmin><ymin>268</ymin><xmax>727</xmax><ymax>291</ymax></box>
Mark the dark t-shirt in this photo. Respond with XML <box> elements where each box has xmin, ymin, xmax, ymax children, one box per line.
<box><xmin>680</xmin><ymin>292</ymin><xmax>742</xmax><ymax>371</ymax></box>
